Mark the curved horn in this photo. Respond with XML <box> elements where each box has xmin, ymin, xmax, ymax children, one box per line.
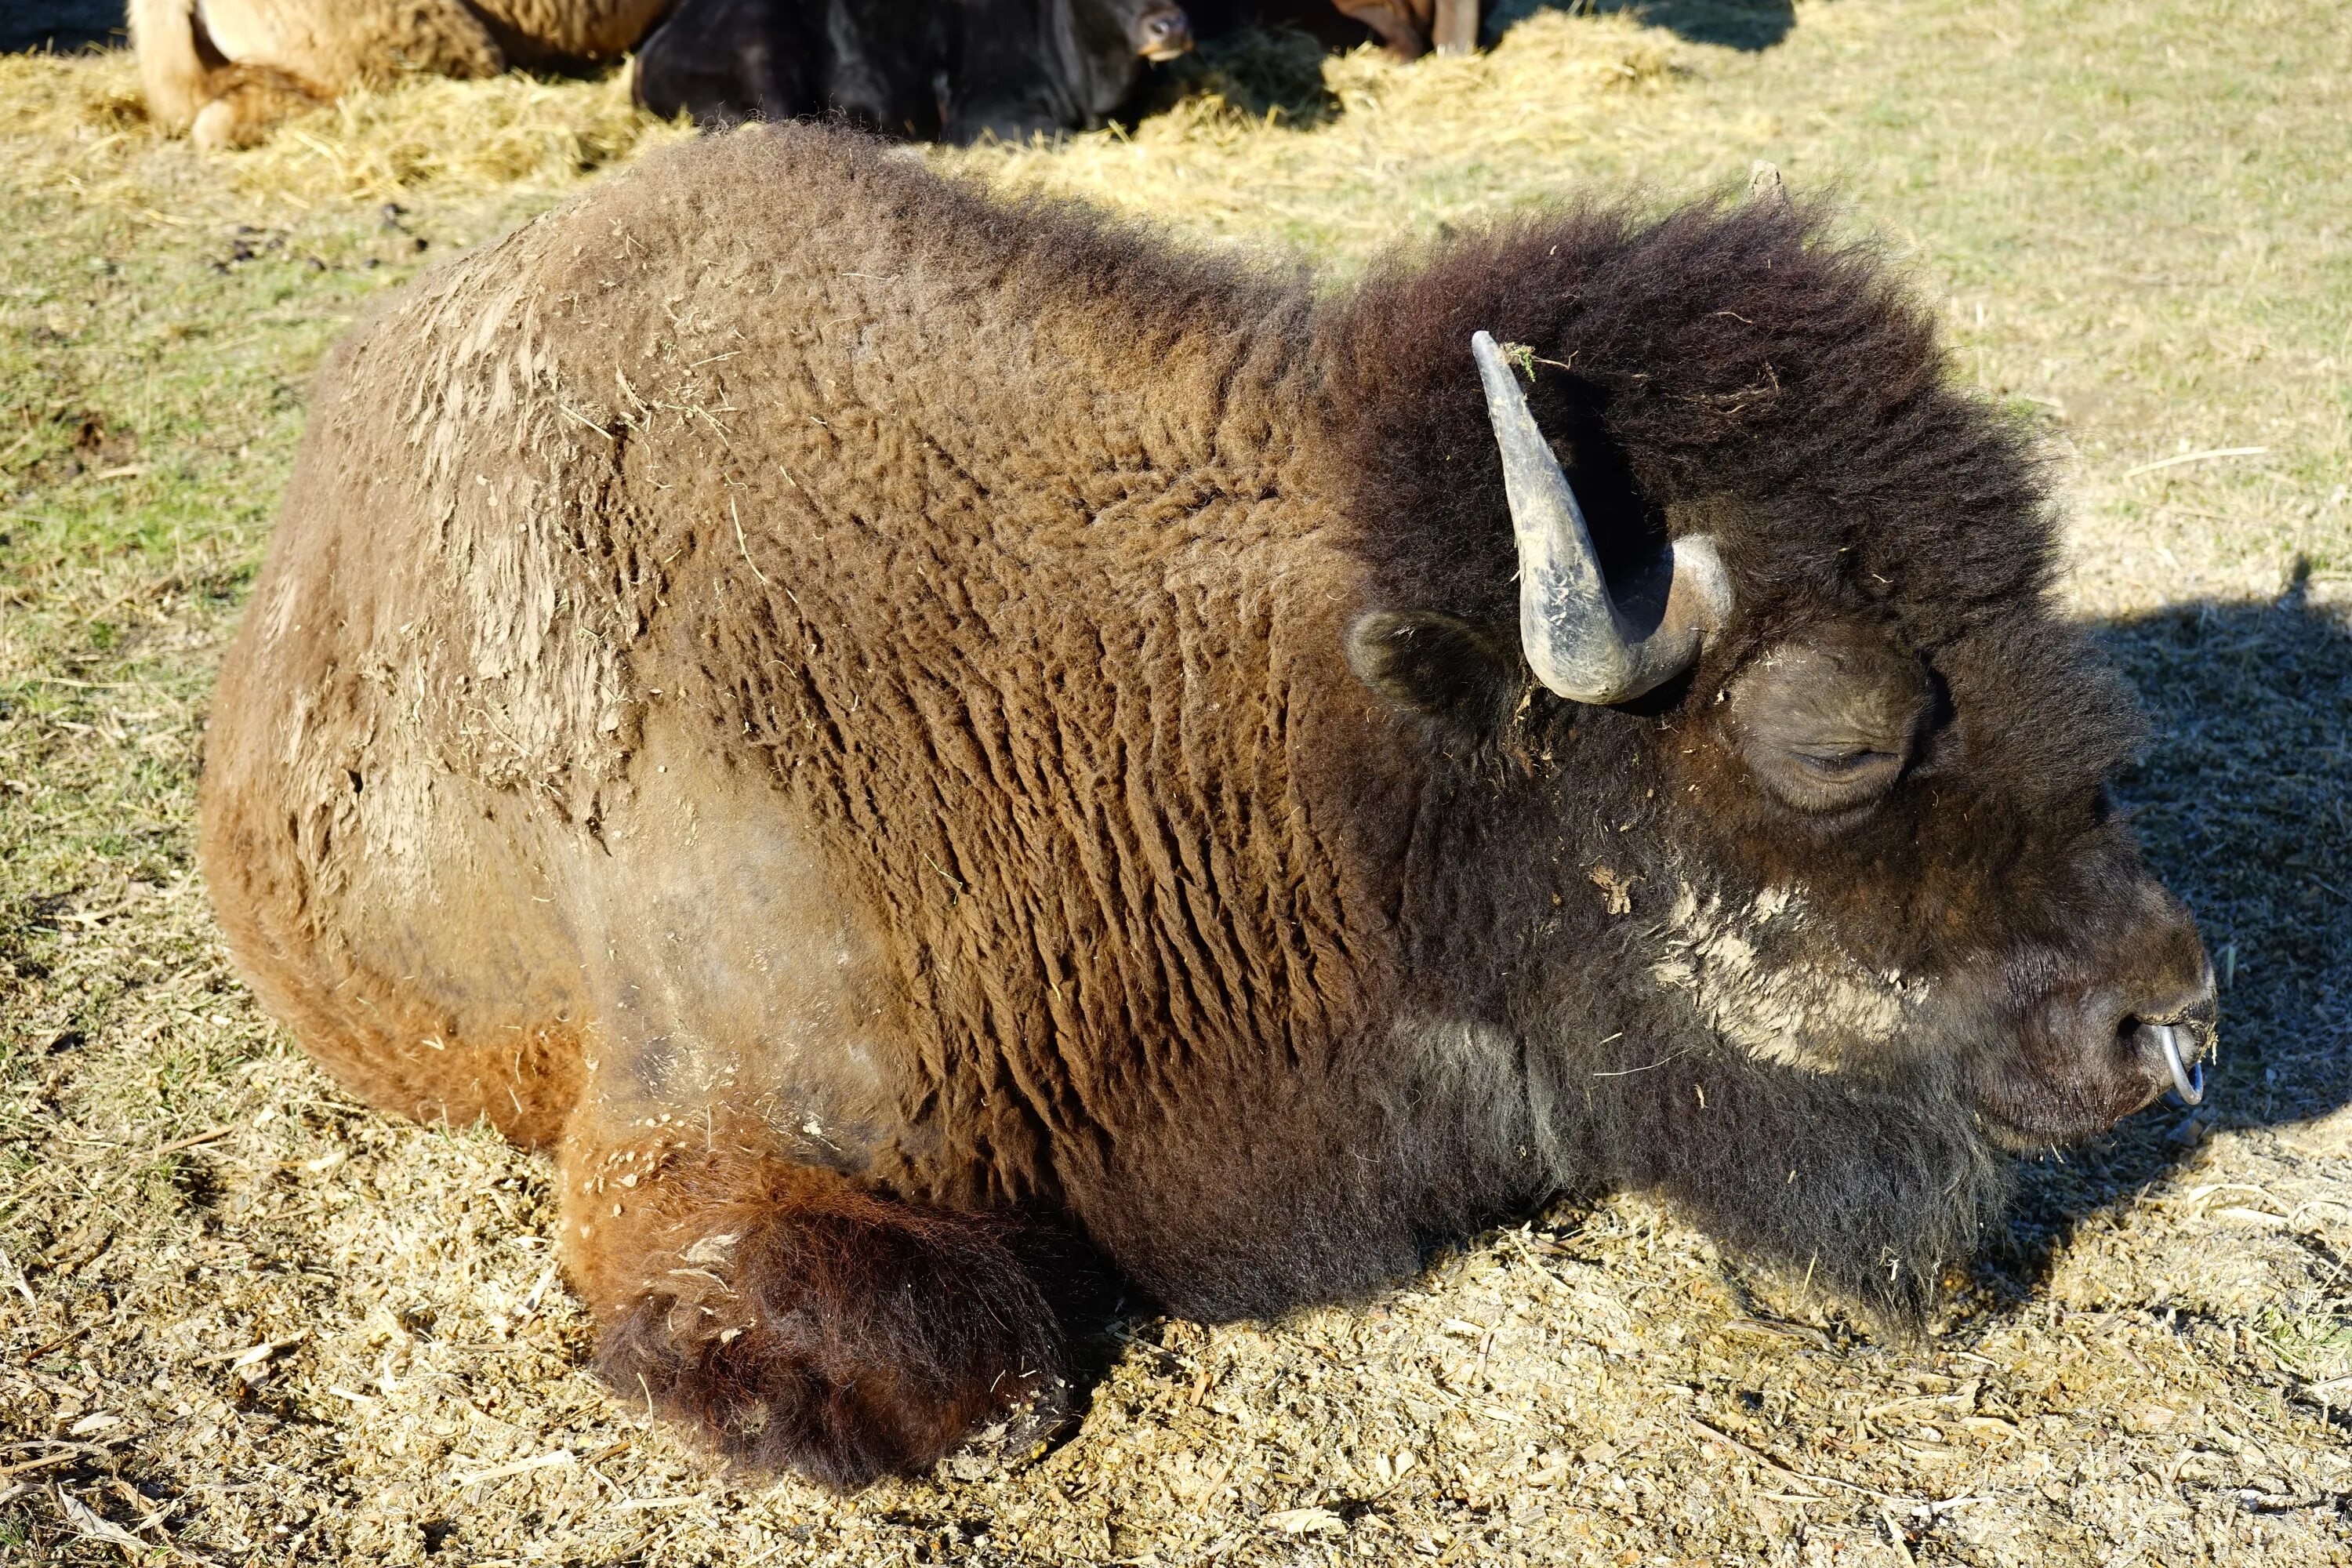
<box><xmin>1471</xmin><ymin>331</ymin><xmax>1732</xmax><ymax>704</ymax></box>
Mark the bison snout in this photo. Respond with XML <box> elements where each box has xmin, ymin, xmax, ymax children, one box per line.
<box><xmin>1134</xmin><ymin>5</ymin><xmax>1195</xmax><ymax>60</ymax></box>
<box><xmin>1970</xmin><ymin>885</ymin><xmax>2216</xmax><ymax>1145</ymax></box>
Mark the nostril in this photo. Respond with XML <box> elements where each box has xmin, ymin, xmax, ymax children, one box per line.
<box><xmin>2121</xmin><ymin>1013</ymin><xmax>2208</xmax><ymax>1106</ymax></box>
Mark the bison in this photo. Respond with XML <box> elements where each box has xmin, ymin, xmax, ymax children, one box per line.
<box><xmin>130</xmin><ymin>0</ymin><xmax>672</xmax><ymax>149</ymax></box>
<box><xmin>198</xmin><ymin>127</ymin><xmax>2216</xmax><ymax>1490</ymax></box>
<box><xmin>632</xmin><ymin>0</ymin><xmax>1195</xmax><ymax>142</ymax></box>
<box><xmin>132</xmin><ymin>0</ymin><xmax>1187</xmax><ymax>150</ymax></box>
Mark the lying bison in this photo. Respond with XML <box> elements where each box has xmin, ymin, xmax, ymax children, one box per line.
<box><xmin>199</xmin><ymin>127</ymin><xmax>2216</xmax><ymax>1489</ymax></box>
<box><xmin>633</xmin><ymin>0</ymin><xmax>1193</xmax><ymax>142</ymax></box>
<box><xmin>131</xmin><ymin>0</ymin><xmax>670</xmax><ymax>148</ymax></box>
<box><xmin>133</xmin><ymin>0</ymin><xmax>1184</xmax><ymax>149</ymax></box>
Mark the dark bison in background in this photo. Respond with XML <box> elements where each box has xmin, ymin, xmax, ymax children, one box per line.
<box><xmin>0</xmin><ymin>0</ymin><xmax>121</xmax><ymax>54</ymax></box>
<box><xmin>633</xmin><ymin>0</ymin><xmax>1194</xmax><ymax>140</ymax></box>
<box><xmin>198</xmin><ymin>126</ymin><xmax>2216</xmax><ymax>1490</ymax></box>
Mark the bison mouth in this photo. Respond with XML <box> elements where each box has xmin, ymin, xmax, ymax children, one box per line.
<box><xmin>1966</xmin><ymin>1008</ymin><xmax>2216</xmax><ymax>1151</ymax></box>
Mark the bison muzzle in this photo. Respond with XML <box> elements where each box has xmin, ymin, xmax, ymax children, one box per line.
<box><xmin>198</xmin><ymin>126</ymin><xmax>2216</xmax><ymax>1490</ymax></box>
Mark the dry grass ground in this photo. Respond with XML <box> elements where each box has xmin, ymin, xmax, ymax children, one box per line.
<box><xmin>2</xmin><ymin>1</ymin><xmax>2348</xmax><ymax>1563</ymax></box>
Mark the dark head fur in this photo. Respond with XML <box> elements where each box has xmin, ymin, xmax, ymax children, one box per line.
<box><xmin>1319</xmin><ymin>196</ymin><xmax>2212</xmax><ymax>1318</ymax></box>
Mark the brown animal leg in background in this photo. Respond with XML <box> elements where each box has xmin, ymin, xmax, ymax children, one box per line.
<box><xmin>188</xmin><ymin>64</ymin><xmax>331</xmax><ymax>150</ymax></box>
<box><xmin>560</xmin><ymin>1121</ymin><xmax>1074</xmax><ymax>1490</ymax></box>
<box><xmin>1328</xmin><ymin>0</ymin><xmax>1432</xmax><ymax>59</ymax></box>
<box><xmin>1431</xmin><ymin>0</ymin><xmax>1477</xmax><ymax>55</ymax></box>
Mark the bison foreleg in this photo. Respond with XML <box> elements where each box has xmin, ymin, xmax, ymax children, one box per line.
<box><xmin>186</xmin><ymin>64</ymin><xmax>331</xmax><ymax>151</ymax></box>
<box><xmin>559</xmin><ymin>1127</ymin><xmax>1071</xmax><ymax>1489</ymax></box>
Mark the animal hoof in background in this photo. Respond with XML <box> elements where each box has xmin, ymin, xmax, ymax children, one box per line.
<box><xmin>187</xmin><ymin>74</ymin><xmax>316</xmax><ymax>151</ymax></box>
<box><xmin>189</xmin><ymin>99</ymin><xmax>247</xmax><ymax>151</ymax></box>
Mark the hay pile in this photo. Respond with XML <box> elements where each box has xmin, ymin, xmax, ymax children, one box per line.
<box><xmin>0</xmin><ymin>49</ymin><xmax>689</xmax><ymax>209</ymax></box>
<box><xmin>3</xmin><ymin>0</ymin><xmax>2349</xmax><ymax>1563</ymax></box>
<box><xmin>951</xmin><ymin>13</ymin><xmax>1682</xmax><ymax>248</ymax></box>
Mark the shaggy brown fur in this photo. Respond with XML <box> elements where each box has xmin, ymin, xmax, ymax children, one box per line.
<box><xmin>198</xmin><ymin>125</ymin><xmax>2212</xmax><ymax>1488</ymax></box>
<box><xmin>564</xmin><ymin>1116</ymin><xmax>1080</xmax><ymax>1486</ymax></box>
<box><xmin>132</xmin><ymin>0</ymin><xmax>669</xmax><ymax>149</ymax></box>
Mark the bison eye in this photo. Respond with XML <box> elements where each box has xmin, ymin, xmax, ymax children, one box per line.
<box><xmin>1773</xmin><ymin>744</ymin><xmax>1908</xmax><ymax>810</ymax></box>
<box><xmin>1725</xmin><ymin>633</ymin><xmax>1931</xmax><ymax>815</ymax></box>
<box><xmin>1792</xmin><ymin>747</ymin><xmax>1894</xmax><ymax>778</ymax></box>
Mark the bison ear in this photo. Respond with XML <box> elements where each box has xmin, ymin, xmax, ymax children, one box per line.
<box><xmin>1345</xmin><ymin>610</ymin><xmax>1519</xmax><ymax>731</ymax></box>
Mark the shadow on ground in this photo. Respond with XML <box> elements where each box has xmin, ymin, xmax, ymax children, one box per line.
<box><xmin>1</xmin><ymin>0</ymin><xmax>122</xmax><ymax>55</ymax></box>
<box><xmin>1976</xmin><ymin>575</ymin><xmax>2352</xmax><ymax>1307</ymax></box>
<box><xmin>1156</xmin><ymin>0</ymin><xmax>1798</xmax><ymax>137</ymax></box>
<box><xmin>1134</xmin><ymin>27</ymin><xmax>1343</xmax><ymax>130</ymax></box>
<box><xmin>1488</xmin><ymin>0</ymin><xmax>1795</xmax><ymax>50</ymax></box>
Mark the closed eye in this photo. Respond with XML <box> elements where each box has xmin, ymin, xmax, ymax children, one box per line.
<box><xmin>1759</xmin><ymin>742</ymin><xmax>1911</xmax><ymax>813</ymax></box>
<box><xmin>1792</xmin><ymin>748</ymin><xmax>1897</xmax><ymax>778</ymax></box>
<box><xmin>1724</xmin><ymin>633</ymin><xmax>1934</xmax><ymax>815</ymax></box>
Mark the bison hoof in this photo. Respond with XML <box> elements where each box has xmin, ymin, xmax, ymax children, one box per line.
<box><xmin>593</xmin><ymin>1204</ymin><xmax>1070</xmax><ymax>1490</ymax></box>
<box><xmin>936</xmin><ymin>1376</ymin><xmax>1073</xmax><ymax>1482</ymax></box>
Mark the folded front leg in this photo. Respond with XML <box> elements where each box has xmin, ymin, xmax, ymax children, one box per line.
<box><xmin>559</xmin><ymin>1120</ymin><xmax>1072</xmax><ymax>1489</ymax></box>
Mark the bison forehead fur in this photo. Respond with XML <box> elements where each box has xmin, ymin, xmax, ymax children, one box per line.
<box><xmin>198</xmin><ymin>125</ymin><xmax>2209</xmax><ymax>1488</ymax></box>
